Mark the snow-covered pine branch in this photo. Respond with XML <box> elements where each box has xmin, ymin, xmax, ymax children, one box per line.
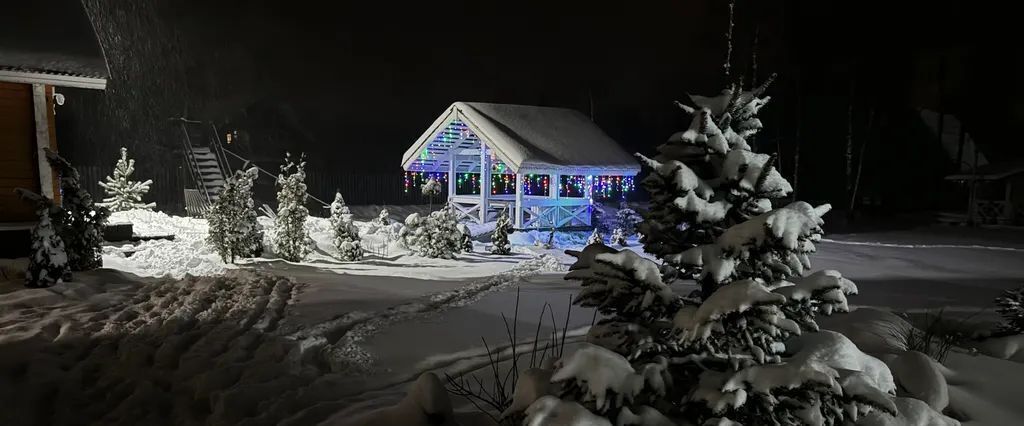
<box><xmin>97</xmin><ymin>147</ymin><xmax>155</xmax><ymax>212</ymax></box>
<box><xmin>273</xmin><ymin>152</ymin><xmax>312</xmax><ymax>262</ymax></box>
<box><xmin>207</xmin><ymin>167</ymin><xmax>263</xmax><ymax>263</ymax></box>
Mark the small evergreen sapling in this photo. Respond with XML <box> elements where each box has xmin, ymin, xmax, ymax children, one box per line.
<box><xmin>614</xmin><ymin>203</ymin><xmax>643</xmax><ymax>237</ymax></box>
<box><xmin>586</xmin><ymin>228</ymin><xmax>604</xmax><ymax>246</ymax></box>
<box><xmin>45</xmin><ymin>148</ymin><xmax>109</xmax><ymax>271</ymax></box>
<box><xmin>207</xmin><ymin>167</ymin><xmax>263</xmax><ymax>263</ymax></box>
<box><xmin>273</xmin><ymin>152</ymin><xmax>313</xmax><ymax>262</ymax></box>
<box><xmin>16</xmin><ymin>189</ymin><xmax>69</xmax><ymax>287</ymax></box>
<box><xmin>491</xmin><ymin>208</ymin><xmax>514</xmax><ymax>255</ymax></box>
<box><xmin>330</xmin><ymin>192</ymin><xmax>363</xmax><ymax>261</ymax></box>
<box><xmin>97</xmin><ymin>147</ymin><xmax>155</xmax><ymax>211</ymax></box>
<box><xmin>374</xmin><ymin>207</ymin><xmax>390</xmax><ymax>226</ymax></box>
<box><xmin>422</xmin><ymin>178</ymin><xmax>443</xmax><ymax>211</ymax></box>
<box><xmin>994</xmin><ymin>285</ymin><xmax>1024</xmax><ymax>335</ymax></box>
<box><xmin>610</xmin><ymin>228</ymin><xmax>627</xmax><ymax>246</ymax></box>
<box><xmin>457</xmin><ymin>223</ymin><xmax>474</xmax><ymax>253</ymax></box>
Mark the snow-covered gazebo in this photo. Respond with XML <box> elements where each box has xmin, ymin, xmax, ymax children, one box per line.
<box><xmin>401</xmin><ymin>102</ymin><xmax>640</xmax><ymax>229</ymax></box>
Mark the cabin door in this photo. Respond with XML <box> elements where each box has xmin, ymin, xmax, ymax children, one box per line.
<box><xmin>0</xmin><ymin>81</ymin><xmax>41</xmax><ymax>223</ymax></box>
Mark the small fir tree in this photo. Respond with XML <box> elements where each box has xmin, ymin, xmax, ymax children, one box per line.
<box><xmin>17</xmin><ymin>189</ymin><xmax>69</xmax><ymax>287</ymax></box>
<box><xmin>273</xmin><ymin>152</ymin><xmax>313</xmax><ymax>262</ymax></box>
<box><xmin>45</xmin><ymin>148</ymin><xmax>109</xmax><ymax>271</ymax></box>
<box><xmin>995</xmin><ymin>285</ymin><xmax>1024</xmax><ymax>335</ymax></box>
<box><xmin>586</xmin><ymin>228</ymin><xmax>604</xmax><ymax>246</ymax></box>
<box><xmin>491</xmin><ymin>208</ymin><xmax>514</xmax><ymax>255</ymax></box>
<box><xmin>330</xmin><ymin>192</ymin><xmax>363</xmax><ymax>261</ymax></box>
<box><xmin>207</xmin><ymin>167</ymin><xmax>263</xmax><ymax>263</ymax></box>
<box><xmin>374</xmin><ymin>207</ymin><xmax>390</xmax><ymax>226</ymax></box>
<box><xmin>614</xmin><ymin>203</ymin><xmax>643</xmax><ymax>237</ymax></box>
<box><xmin>422</xmin><ymin>178</ymin><xmax>443</xmax><ymax>211</ymax></box>
<box><xmin>457</xmin><ymin>223</ymin><xmax>474</xmax><ymax>253</ymax></box>
<box><xmin>610</xmin><ymin>228</ymin><xmax>628</xmax><ymax>246</ymax></box>
<box><xmin>97</xmin><ymin>147</ymin><xmax>155</xmax><ymax>211</ymax></box>
<box><xmin>419</xmin><ymin>205</ymin><xmax>463</xmax><ymax>259</ymax></box>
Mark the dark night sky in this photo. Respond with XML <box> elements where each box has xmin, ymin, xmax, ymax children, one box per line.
<box><xmin>57</xmin><ymin>0</ymin><xmax>1023</xmax><ymax>209</ymax></box>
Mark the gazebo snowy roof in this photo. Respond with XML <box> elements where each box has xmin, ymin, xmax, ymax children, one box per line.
<box><xmin>402</xmin><ymin>102</ymin><xmax>640</xmax><ymax>176</ymax></box>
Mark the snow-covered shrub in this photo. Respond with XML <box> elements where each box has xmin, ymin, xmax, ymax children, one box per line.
<box><xmin>16</xmin><ymin>190</ymin><xmax>68</xmax><ymax>287</ymax></box>
<box><xmin>492</xmin><ymin>208</ymin><xmax>513</xmax><ymax>255</ymax></box>
<box><xmin>587</xmin><ymin>228</ymin><xmax>604</xmax><ymax>246</ymax></box>
<box><xmin>457</xmin><ymin>223</ymin><xmax>473</xmax><ymax>253</ymax></box>
<box><xmin>207</xmin><ymin>167</ymin><xmax>263</xmax><ymax>263</ymax></box>
<box><xmin>615</xmin><ymin>203</ymin><xmax>643</xmax><ymax>236</ymax></box>
<box><xmin>402</xmin><ymin>206</ymin><xmax>463</xmax><ymax>259</ymax></box>
<box><xmin>97</xmin><ymin>147</ymin><xmax>155</xmax><ymax>211</ymax></box>
<box><xmin>995</xmin><ymin>285</ymin><xmax>1024</xmax><ymax>335</ymax></box>
<box><xmin>330</xmin><ymin>192</ymin><xmax>362</xmax><ymax>261</ymax></box>
<box><xmin>538</xmin><ymin>80</ymin><xmax>898</xmax><ymax>425</ymax></box>
<box><xmin>273</xmin><ymin>152</ymin><xmax>313</xmax><ymax>262</ymax></box>
<box><xmin>45</xmin><ymin>148</ymin><xmax>109</xmax><ymax>271</ymax></box>
<box><xmin>610</xmin><ymin>228</ymin><xmax>628</xmax><ymax>246</ymax></box>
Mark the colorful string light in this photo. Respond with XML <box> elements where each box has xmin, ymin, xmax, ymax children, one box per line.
<box><xmin>403</xmin><ymin>171</ymin><xmax>449</xmax><ymax>193</ymax></box>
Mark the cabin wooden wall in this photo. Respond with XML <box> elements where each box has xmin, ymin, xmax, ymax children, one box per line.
<box><xmin>0</xmin><ymin>82</ymin><xmax>41</xmax><ymax>223</ymax></box>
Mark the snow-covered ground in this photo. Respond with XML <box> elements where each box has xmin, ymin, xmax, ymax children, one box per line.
<box><xmin>2</xmin><ymin>208</ymin><xmax>1023</xmax><ymax>425</ymax></box>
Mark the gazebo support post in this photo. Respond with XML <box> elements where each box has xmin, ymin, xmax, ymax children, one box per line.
<box><xmin>447</xmin><ymin>150</ymin><xmax>455</xmax><ymax>208</ymax></box>
<box><xmin>515</xmin><ymin>172</ymin><xmax>524</xmax><ymax>228</ymax></box>
<box><xmin>549</xmin><ymin>173</ymin><xmax>559</xmax><ymax>227</ymax></box>
<box><xmin>480</xmin><ymin>145</ymin><xmax>491</xmax><ymax>223</ymax></box>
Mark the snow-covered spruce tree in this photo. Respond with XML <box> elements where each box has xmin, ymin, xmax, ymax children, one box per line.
<box><xmin>637</xmin><ymin>76</ymin><xmax>793</xmax><ymax>295</ymax></box>
<box><xmin>994</xmin><ymin>285</ymin><xmax>1024</xmax><ymax>335</ymax></box>
<box><xmin>457</xmin><ymin>223</ymin><xmax>473</xmax><ymax>253</ymax></box>
<box><xmin>374</xmin><ymin>207</ymin><xmax>390</xmax><ymax>226</ymax></box>
<box><xmin>44</xmin><ymin>148</ymin><xmax>109</xmax><ymax>271</ymax></box>
<box><xmin>273</xmin><ymin>152</ymin><xmax>313</xmax><ymax>262</ymax></box>
<box><xmin>403</xmin><ymin>205</ymin><xmax>462</xmax><ymax>259</ymax></box>
<box><xmin>610</xmin><ymin>228</ymin><xmax>628</xmax><ymax>246</ymax></box>
<box><xmin>587</xmin><ymin>228</ymin><xmax>604</xmax><ymax>246</ymax></box>
<box><xmin>615</xmin><ymin>203</ymin><xmax>643</xmax><ymax>237</ymax></box>
<box><xmin>97</xmin><ymin>147</ymin><xmax>155</xmax><ymax>211</ymax></box>
<box><xmin>491</xmin><ymin>208</ymin><xmax>513</xmax><ymax>255</ymax></box>
<box><xmin>330</xmin><ymin>191</ymin><xmax>363</xmax><ymax>261</ymax></box>
<box><xmin>16</xmin><ymin>189</ymin><xmax>69</xmax><ymax>287</ymax></box>
<box><xmin>530</xmin><ymin>82</ymin><xmax>906</xmax><ymax>425</ymax></box>
<box><xmin>207</xmin><ymin>167</ymin><xmax>263</xmax><ymax>263</ymax></box>
<box><xmin>399</xmin><ymin>212</ymin><xmax>423</xmax><ymax>249</ymax></box>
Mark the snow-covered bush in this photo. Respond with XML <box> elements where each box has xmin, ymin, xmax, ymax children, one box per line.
<box><xmin>16</xmin><ymin>190</ymin><xmax>68</xmax><ymax>287</ymax></box>
<box><xmin>207</xmin><ymin>167</ymin><xmax>263</xmax><ymax>263</ymax></box>
<box><xmin>97</xmin><ymin>147</ymin><xmax>155</xmax><ymax>211</ymax></box>
<box><xmin>995</xmin><ymin>285</ymin><xmax>1024</xmax><ymax>335</ymax></box>
<box><xmin>587</xmin><ymin>228</ymin><xmax>604</xmax><ymax>246</ymax></box>
<box><xmin>45</xmin><ymin>148</ymin><xmax>108</xmax><ymax>271</ymax></box>
<box><xmin>330</xmin><ymin>192</ymin><xmax>363</xmax><ymax>261</ymax></box>
<box><xmin>492</xmin><ymin>208</ymin><xmax>514</xmax><ymax>255</ymax></box>
<box><xmin>610</xmin><ymin>228</ymin><xmax>627</xmax><ymax>246</ymax></box>
<box><xmin>401</xmin><ymin>206</ymin><xmax>463</xmax><ymax>259</ymax></box>
<box><xmin>273</xmin><ymin>152</ymin><xmax>313</xmax><ymax>262</ymax></box>
<box><xmin>532</xmin><ymin>80</ymin><xmax>899</xmax><ymax>425</ymax></box>
<box><xmin>615</xmin><ymin>203</ymin><xmax>643</xmax><ymax>237</ymax></box>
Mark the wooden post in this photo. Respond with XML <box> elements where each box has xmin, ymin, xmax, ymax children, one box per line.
<box><xmin>31</xmin><ymin>84</ymin><xmax>55</xmax><ymax>200</ymax></box>
<box><xmin>515</xmin><ymin>172</ymin><xmax>524</xmax><ymax>228</ymax></box>
<box><xmin>584</xmin><ymin>175</ymin><xmax>594</xmax><ymax>227</ymax></box>
<box><xmin>549</xmin><ymin>173</ymin><xmax>559</xmax><ymax>227</ymax></box>
<box><xmin>480</xmin><ymin>145</ymin><xmax>491</xmax><ymax>223</ymax></box>
<box><xmin>447</xmin><ymin>150</ymin><xmax>456</xmax><ymax>202</ymax></box>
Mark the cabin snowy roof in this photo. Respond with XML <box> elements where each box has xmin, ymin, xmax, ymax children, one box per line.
<box><xmin>945</xmin><ymin>160</ymin><xmax>1024</xmax><ymax>181</ymax></box>
<box><xmin>0</xmin><ymin>0</ymin><xmax>109</xmax><ymax>89</ymax></box>
<box><xmin>402</xmin><ymin>102</ymin><xmax>640</xmax><ymax>176</ymax></box>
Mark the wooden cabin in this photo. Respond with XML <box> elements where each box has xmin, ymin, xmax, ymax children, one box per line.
<box><xmin>945</xmin><ymin>161</ymin><xmax>1024</xmax><ymax>226</ymax></box>
<box><xmin>402</xmin><ymin>102</ymin><xmax>640</xmax><ymax>229</ymax></box>
<box><xmin>0</xmin><ymin>0</ymin><xmax>109</xmax><ymax>257</ymax></box>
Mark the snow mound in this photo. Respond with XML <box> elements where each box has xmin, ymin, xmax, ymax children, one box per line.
<box><xmin>860</xmin><ymin>397</ymin><xmax>960</xmax><ymax>426</ymax></box>
<box><xmin>883</xmin><ymin>351</ymin><xmax>948</xmax><ymax>411</ymax></box>
<box><xmin>523</xmin><ymin>395</ymin><xmax>613</xmax><ymax>426</ymax></box>
<box><xmin>335</xmin><ymin>372</ymin><xmax>456</xmax><ymax>426</ymax></box>
<box><xmin>108</xmin><ymin>209</ymin><xmax>194</xmax><ymax>237</ymax></box>
<box><xmin>786</xmin><ymin>330</ymin><xmax>896</xmax><ymax>393</ymax></box>
<box><xmin>551</xmin><ymin>343</ymin><xmax>644</xmax><ymax>412</ymax></box>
